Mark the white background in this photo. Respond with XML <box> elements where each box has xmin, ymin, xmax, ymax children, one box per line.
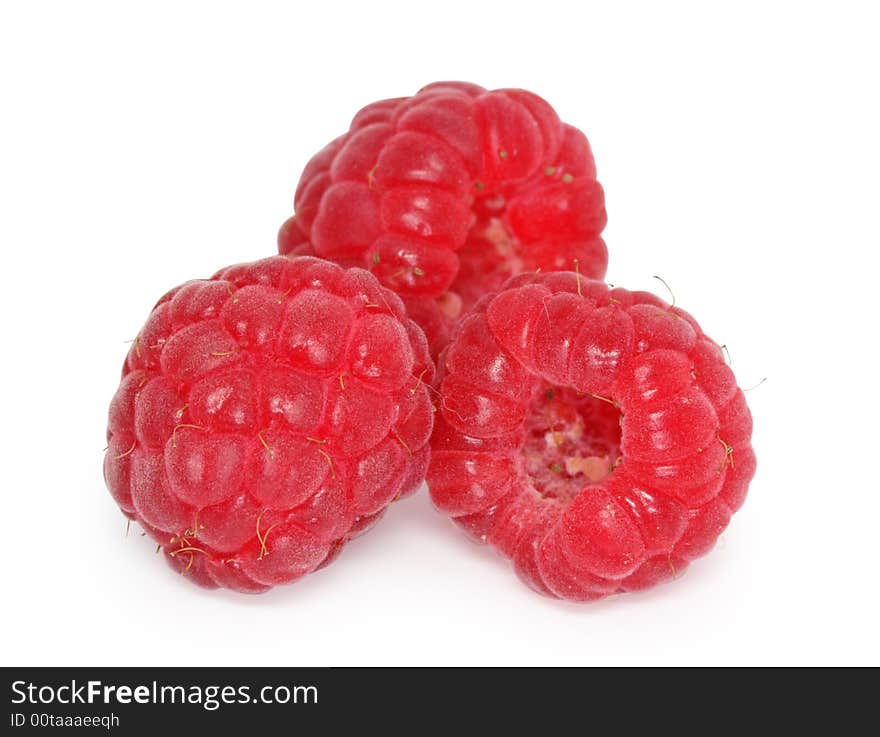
<box><xmin>1</xmin><ymin>1</ymin><xmax>878</xmax><ymax>666</ymax></box>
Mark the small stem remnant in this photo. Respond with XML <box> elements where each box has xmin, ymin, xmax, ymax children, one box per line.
<box><xmin>392</xmin><ymin>429</ymin><xmax>412</xmax><ymax>456</ymax></box>
<box><xmin>390</xmin><ymin>266</ymin><xmax>425</xmax><ymax>280</ymax></box>
<box><xmin>168</xmin><ymin>544</ymin><xmax>207</xmax><ymax>576</ymax></box>
<box><xmin>317</xmin><ymin>449</ymin><xmax>336</xmax><ymax>479</ymax></box>
<box><xmin>410</xmin><ymin>368</ymin><xmax>428</xmax><ymax>395</ymax></box>
<box><xmin>653</xmin><ymin>275</ymin><xmax>676</xmax><ymax>307</ymax></box>
<box><xmin>306</xmin><ymin>437</ymin><xmax>336</xmax><ymax>478</ymax></box>
<box><xmin>589</xmin><ymin>393</ymin><xmax>618</xmax><ymax>408</ymax></box>
<box><xmin>113</xmin><ymin>440</ymin><xmax>137</xmax><ymax>460</ymax></box>
<box><xmin>255</xmin><ymin>510</ymin><xmax>279</xmax><ymax>561</ymax></box>
<box><xmin>717</xmin><ymin>433</ymin><xmax>735</xmax><ymax>473</ymax></box>
<box><xmin>183</xmin><ymin>512</ymin><xmax>204</xmax><ymax>540</ymax></box>
<box><xmin>169</xmin><ymin>546</ymin><xmax>207</xmax><ymax>557</ymax></box>
<box><xmin>440</xmin><ymin>396</ymin><xmax>467</xmax><ymax>424</ymax></box>
<box><xmin>171</xmin><ymin>424</ymin><xmax>206</xmax><ymax>448</ymax></box>
<box><xmin>744</xmin><ymin>377</ymin><xmax>767</xmax><ymax>392</ymax></box>
<box><xmin>257</xmin><ymin>430</ymin><xmax>273</xmax><ymax>456</ymax></box>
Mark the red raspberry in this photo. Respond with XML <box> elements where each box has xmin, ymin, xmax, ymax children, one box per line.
<box><xmin>278</xmin><ymin>81</ymin><xmax>608</xmax><ymax>355</ymax></box>
<box><xmin>104</xmin><ymin>255</ymin><xmax>435</xmax><ymax>593</ymax></box>
<box><xmin>428</xmin><ymin>272</ymin><xmax>755</xmax><ymax>601</ymax></box>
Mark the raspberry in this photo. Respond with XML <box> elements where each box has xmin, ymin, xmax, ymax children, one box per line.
<box><xmin>428</xmin><ymin>272</ymin><xmax>755</xmax><ymax>601</ymax></box>
<box><xmin>278</xmin><ymin>81</ymin><xmax>608</xmax><ymax>355</ymax></box>
<box><xmin>104</xmin><ymin>255</ymin><xmax>435</xmax><ymax>593</ymax></box>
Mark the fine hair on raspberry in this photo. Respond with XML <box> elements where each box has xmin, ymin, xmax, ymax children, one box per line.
<box><xmin>428</xmin><ymin>271</ymin><xmax>755</xmax><ymax>601</ymax></box>
<box><xmin>278</xmin><ymin>80</ymin><xmax>608</xmax><ymax>355</ymax></box>
<box><xmin>104</xmin><ymin>255</ymin><xmax>435</xmax><ymax>593</ymax></box>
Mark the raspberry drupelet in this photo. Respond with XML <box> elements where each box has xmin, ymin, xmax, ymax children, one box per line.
<box><xmin>104</xmin><ymin>256</ymin><xmax>434</xmax><ymax>593</ymax></box>
<box><xmin>428</xmin><ymin>271</ymin><xmax>755</xmax><ymax>601</ymax></box>
<box><xmin>278</xmin><ymin>81</ymin><xmax>608</xmax><ymax>356</ymax></box>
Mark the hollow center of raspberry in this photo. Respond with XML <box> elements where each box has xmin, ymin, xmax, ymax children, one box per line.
<box><xmin>475</xmin><ymin>194</ymin><xmax>524</xmax><ymax>275</ymax></box>
<box><xmin>452</xmin><ymin>195</ymin><xmax>525</xmax><ymax>310</ymax></box>
<box><xmin>522</xmin><ymin>383</ymin><xmax>622</xmax><ymax>503</ymax></box>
